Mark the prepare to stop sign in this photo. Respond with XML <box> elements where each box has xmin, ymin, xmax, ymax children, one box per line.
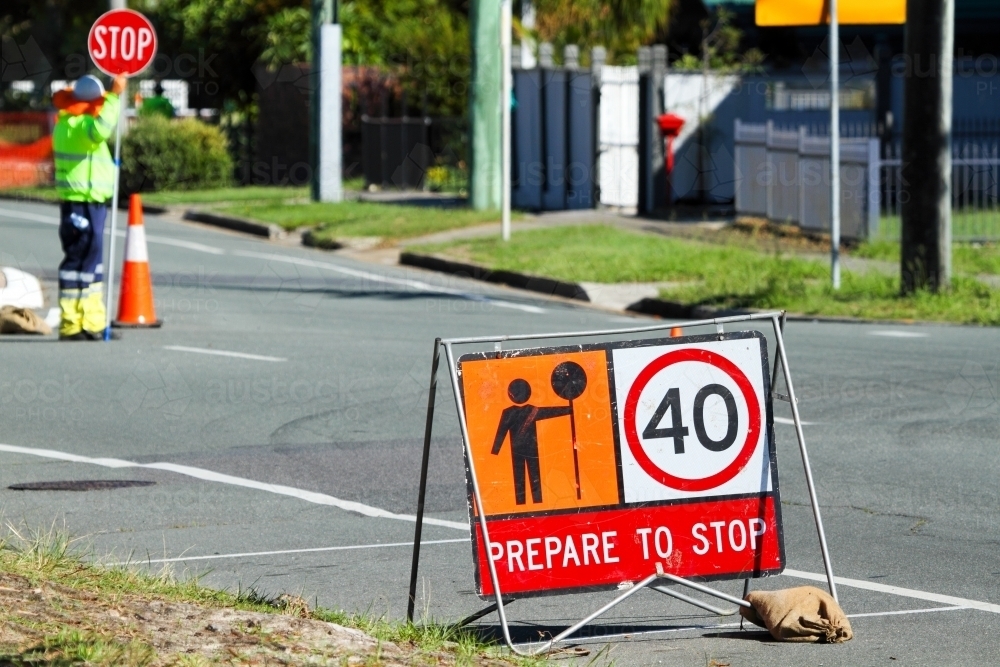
<box><xmin>88</xmin><ymin>9</ymin><xmax>157</xmax><ymax>77</ymax></box>
<box><xmin>459</xmin><ymin>331</ymin><xmax>782</xmax><ymax>598</ymax></box>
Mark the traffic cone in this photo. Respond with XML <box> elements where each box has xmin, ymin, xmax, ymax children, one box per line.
<box><xmin>670</xmin><ymin>326</ymin><xmax>683</xmax><ymax>337</ymax></box>
<box><xmin>113</xmin><ymin>194</ymin><xmax>161</xmax><ymax>328</ymax></box>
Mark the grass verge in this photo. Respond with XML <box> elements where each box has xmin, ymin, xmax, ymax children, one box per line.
<box><xmin>222</xmin><ymin>200</ymin><xmax>505</xmax><ymax>239</ymax></box>
<box><xmin>856</xmin><ymin>239</ymin><xmax>1000</xmax><ymax>276</ymax></box>
<box><xmin>0</xmin><ymin>523</ymin><xmax>547</xmax><ymax>666</ymax></box>
<box><xmin>426</xmin><ymin>225</ymin><xmax>1000</xmax><ymax>324</ymax></box>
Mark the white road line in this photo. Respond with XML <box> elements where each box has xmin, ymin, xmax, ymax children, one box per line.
<box><xmin>163</xmin><ymin>345</ymin><xmax>287</xmax><ymax>362</ymax></box>
<box><xmin>773</xmin><ymin>416</ymin><xmax>815</xmax><ymax>426</ymax></box>
<box><xmin>869</xmin><ymin>330</ymin><xmax>929</xmax><ymax>338</ymax></box>
<box><xmin>1</xmin><ymin>205</ymin><xmax>543</xmax><ymax>311</ymax></box>
<box><xmin>0</xmin><ymin>207</ymin><xmax>226</xmax><ymax>255</ymax></box>
<box><xmin>0</xmin><ymin>207</ymin><xmax>60</xmax><ymax>224</ymax></box>
<box><xmin>0</xmin><ymin>443</ymin><xmax>469</xmax><ymax>531</ymax></box>
<box><xmin>847</xmin><ymin>605</ymin><xmax>968</xmax><ymax>618</ymax></box>
<box><xmin>782</xmin><ymin>568</ymin><xmax>1000</xmax><ymax>614</ymax></box>
<box><xmin>232</xmin><ymin>249</ymin><xmax>547</xmax><ymax>314</ymax></box>
<box><xmin>108</xmin><ymin>538</ymin><xmax>468</xmax><ymax>566</ymax></box>
<box><xmin>144</xmin><ymin>235</ymin><xmax>226</xmax><ymax>255</ymax></box>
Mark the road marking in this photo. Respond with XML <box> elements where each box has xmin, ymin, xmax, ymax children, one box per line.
<box><xmin>869</xmin><ymin>330</ymin><xmax>929</xmax><ymax>338</ymax></box>
<box><xmin>0</xmin><ymin>207</ymin><xmax>226</xmax><ymax>255</ymax></box>
<box><xmin>0</xmin><ymin>204</ymin><xmax>537</xmax><ymax>307</ymax></box>
<box><xmin>144</xmin><ymin>235</ymin><xmax>226</xmax><ymax>255</ymax></box>
<box><xmin>108</xmin><ymin>538</ymin><xmax>468</xmax><ymax>566</ymax></box>
<box><xmin>0</xmin><ymin>207</ymin><xmax>59</xmax><ymax>224</ymax></box>
<box><xmin>232</xmin><ymin>249</ymin><xmax>547</xmax><ymax>314</ymax></box>
<box><xmin>163</xmin><ymin>345</ymin><xmax>287</xmax><ymax>362</ymax></box>
<box><xmin>847</xmin><ymin>605</ymin><xmax>967</xmax><ymax>618</ymax></box>
<box><xmin>0</xmin><ymin>443</ymin><xmax>469</xmax><ymax>531</ymax></box>
<box><xmin>773</xmin><ymin>416</ymin><xmax>815</xmax><ymax>426</ymax></box>
<box><xmin>782</xmin><ymin>568</ymin><xmax>1000</xmax><ymax>614</ymax></box>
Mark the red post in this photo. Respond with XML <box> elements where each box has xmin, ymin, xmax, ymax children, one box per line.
<box><xmin>656</xmin><ymin>113</ymin><xmax>685</xmax><ymax>207</ymax></box>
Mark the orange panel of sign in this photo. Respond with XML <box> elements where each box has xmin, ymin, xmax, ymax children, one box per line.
<box><xmin>755</xmin><ymin>0</ymin><xmax>905</xmax><ymax>26</ymax></box>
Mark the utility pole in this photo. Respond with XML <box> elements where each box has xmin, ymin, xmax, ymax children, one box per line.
<box><xmin>470</xmin><ymin>0</ymin><xmax>502</xmax><ymax>211</ymax></box>
<box><xmin>500</xmin><ymin>0</ymin><xmax>512</xmax><ymax>239</ymax></box>
<box><xmin>901</xmin><ymin>0</ymin><xmax>954</xmax><ymax>292</ymax></box>
<box><xmin>311</xmin><ymin>0</ymin><xmax>342</xmax><ymax>202</ymax></box>
<box><xmin>829</xmin><ymin>0</ymin><xmax>841</xmax><ymax>289</ymax></box>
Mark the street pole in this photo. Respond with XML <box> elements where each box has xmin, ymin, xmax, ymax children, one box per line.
<box><xmin>110</xmin><ymin>0</ymin><xmax>126</xmax><ymax>9</ymax></box>
<box><xmin>310</xmin><ymin>0</ymin><xmax>339</xmax><ymax>202</ymax></box>
<box><xmin>829</xmin><ymin>0</ymin><xmax>841</xmax><ymax>290</ymax></box>
<box><xmin>470</xmin><ymin>0</ymin><xmax>502</xmax><ymax>211</ymax></box>
<box><xmin>104</xmin><ymin>95</ymin><xmax>125</xmax><ymax>341</ymax></box>
<box><xmin>901</xmin><ymin>0</ymin><xmax>954</xmax><ymax>292</ymax></box>
<box><xmin>501</xmin><ymin>0</ymin><xmax>512</xmax><ymax>241</ymax></box>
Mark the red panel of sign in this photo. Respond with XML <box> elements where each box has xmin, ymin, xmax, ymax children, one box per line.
<box><xmin>474</xmin><ymin>496</ymin><xmax>782</xmax><ymax>597</ymax></box>
<box><xmin>459</xmin><ymin>331</ymin><xmax>783</xmax><ymax>599</ymax></box>
<box><xmin>88</xmin><ymin>9</ymin><xmax>158</xmax><ymax>77</ymax></box>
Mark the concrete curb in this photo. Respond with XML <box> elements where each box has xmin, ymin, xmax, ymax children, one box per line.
<box><xmin>625</xmin><ymin>297</ymin><xmax>753</xmax><ymax>320</ymax></box>
<box><xmin>399</xmin><ymin>252</ymin><xmax>590</xmax><ymax>301</ymax></box>
<box><xmin>183</xmin><ymin>210</ymin><xmax>284</xmax><ymax>239</ymax></box>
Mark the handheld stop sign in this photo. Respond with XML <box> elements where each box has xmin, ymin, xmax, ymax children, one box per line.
<box><xmin>88</xmin><ymin>9</ymin><xmax>157</xmax><ymax>77</ymax></box>
<box><xmin>458</xmin><ymin>331</ymin><xmax>783</xmax><ymax>598</ymax></box>
<box><xmin>86</xmin><ymin>9</ymin><xmax>158</xmax><ymax>340</ymax></box>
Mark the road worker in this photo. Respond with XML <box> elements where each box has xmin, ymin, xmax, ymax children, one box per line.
<box><xmin>52</xmin><ymin>74</ymin><xmax>126</xmax><ymax>340</ymax></box>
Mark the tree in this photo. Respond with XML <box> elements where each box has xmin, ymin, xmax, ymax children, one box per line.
<box><xmin>528</xmin><ymin>0</ymin><xmax>671</xmax><ymax>62</ymax></box>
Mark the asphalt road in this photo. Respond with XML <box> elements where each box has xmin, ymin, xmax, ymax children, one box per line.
<box><xmin>2</xmin><ymin>198</ymin><xmax>1000</xmax><ymax>666</ymax></box>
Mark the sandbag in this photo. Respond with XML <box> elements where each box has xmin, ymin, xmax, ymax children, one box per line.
<box><xmin>740</xmin><ymin>586</ymin><xmax>853</xmax><ymax>643</ymax></box>
<box><xmin>0</xmin><ymin>306</ymin><xmax>52</xmax><ymax>335</ymax></box>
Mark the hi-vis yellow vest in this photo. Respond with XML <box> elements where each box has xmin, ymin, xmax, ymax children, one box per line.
<box><xmin>53</xmin><ymin>93</ymin><xmax>120</xmax><ymax>203</ymax></box>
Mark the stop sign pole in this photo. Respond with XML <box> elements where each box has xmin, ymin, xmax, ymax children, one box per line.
<box><xmin>87</xmin><ymin>8</ymin><xmax>157</xmax><ymax>341</ymax></box>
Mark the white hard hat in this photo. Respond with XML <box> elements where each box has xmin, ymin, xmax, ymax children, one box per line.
<box><xmin>73</xmin><ymin>75</ymin><xmax>105</xmax><ymax>101</ymax></box>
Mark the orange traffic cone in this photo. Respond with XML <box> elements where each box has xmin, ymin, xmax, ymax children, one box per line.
<box><xmin>670</xmin><ymin>326</ymin><xmax>683</xmax><ymax>337</ymax></box>
<box><xmin>114</xmin><ymin>194</ymin><xmax>161</xmax><ymax>328</ymax></box>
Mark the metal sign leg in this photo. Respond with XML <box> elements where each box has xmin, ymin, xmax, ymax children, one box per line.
<box><xmin>407</xmin><ymin>338</ymin><xmax>442</xmax><ymax>623</ymax></box>
<box><xmin>771</xmin><ymin>316</ymin><xmax>839</xmax><ymax>601</ymax></box>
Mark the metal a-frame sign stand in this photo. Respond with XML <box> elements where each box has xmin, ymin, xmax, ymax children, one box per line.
<box><xmin>407</xmin><ymin>311</ymin><xmax>837</xmax><ymax>655</ymax></box>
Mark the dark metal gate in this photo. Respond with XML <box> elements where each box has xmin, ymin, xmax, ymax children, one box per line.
<box><xmin>511</xmin><ymin>45</ymin><xmax>601</xmax><ymax>211</ymax></box>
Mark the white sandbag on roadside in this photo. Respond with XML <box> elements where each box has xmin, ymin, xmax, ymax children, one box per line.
<box><xmin>0</xmin><ymin>267</ymin><xmax>45</xmax><ymax>309</ymax></box>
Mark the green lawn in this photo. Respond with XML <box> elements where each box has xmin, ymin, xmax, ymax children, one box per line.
<box><xmin>222</xmin><ymin>200</ymin><xmax>504</xmax><ymax>239</ymax></box>
<box><xmin>877</xmin><ymin>209</ymin><xmax>1000</xmax><ymax>242</ymax></box>
<box><xmin>854</xmin><ymin>239</ymin><xmax>1000</xmax><ymax>275</ymax></box>
<box><xmin>427</xmin><ymin>225</ymin><xmax>1000</xmax><ymax>325</ymax></box>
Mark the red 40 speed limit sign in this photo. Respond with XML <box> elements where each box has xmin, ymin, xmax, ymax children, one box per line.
<box><xmin>458</xmin><ymin>330</ymin><xmax>782</xmax><ymax>598</ymax></box>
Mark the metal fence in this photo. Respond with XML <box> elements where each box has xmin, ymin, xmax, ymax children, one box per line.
<box><xmin>735</xmin><ymin>119</ymin><xmax>1000</xmax><ymax>241</ymax></box>
<box><xmin>879</xmin><ymin>141</ymin><xmax>1000</xmax><ymax>242</ymax></box>
<box><xmin>360</xmin><ymin>116</ymin><xmax>467</xmax><ymax>190</ymax></box>
<box><xmin>734</xmin><ymin>120</ymin><xmax>879</xmax><ymax>239</ymax></box>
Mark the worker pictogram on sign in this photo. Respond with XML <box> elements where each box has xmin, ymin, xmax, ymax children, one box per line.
<box><xmin>461</xmin><ymin>350</ymin><xmax>621</xmax><ymax>517</ymax></box>
<box><xmin>407</xmin><ymin>313</ymin><xmax>839</xmax><ymax>655</ymax></box>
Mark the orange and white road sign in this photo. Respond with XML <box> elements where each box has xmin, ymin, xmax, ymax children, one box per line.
<box><xmin>756</xmin><ymin>0</ymin><xmax>905</xmax><ymax>26</ymax></box>
<box><xmin>459</xmin><ymin>331</ymin><xmax>782</xmax><ymax>598</ymax></box>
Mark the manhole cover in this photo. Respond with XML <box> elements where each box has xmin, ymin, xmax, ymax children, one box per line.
<box><xmin>8</xmin><ymin>480</ymin><xmax>156</xmax><ymax>491</ymax></box>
